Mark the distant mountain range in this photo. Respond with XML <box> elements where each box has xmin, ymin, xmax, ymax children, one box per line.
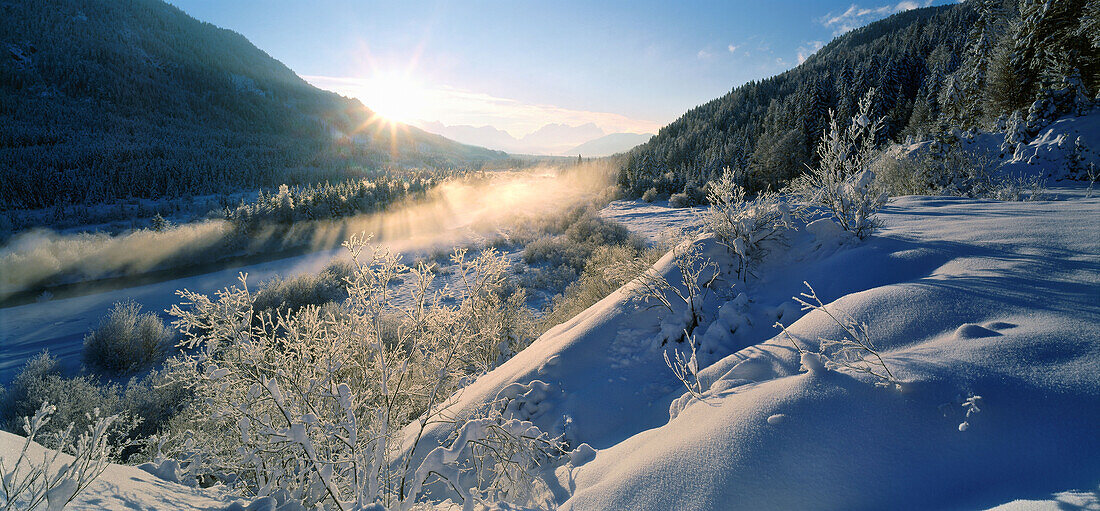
<box><xmin>0</xmin><ymin>0</ymin><xmax>506</xmax><ymax>209</ymax></box>
<box><xmin>418</xmin><ymin>121</ymin><xmax>652</xmax><ymax>156</ymax></box>
<box><xmin>564</xmin><ymin>132</ymin><xmax>654</xmax><ymax>157</ymax></box>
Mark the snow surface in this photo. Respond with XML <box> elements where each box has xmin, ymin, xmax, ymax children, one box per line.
<box><xmin>598</xmin><ymin>200</ymin><xmax>706</xmax><ymax>244</ymax></box>
<box><xmin>393</xmin><ymin>194</ymin><xmax>1100</xmax><ymax>510</ymax></box>
<box><xmin>0</xmin><ymin>429</ymin><xmax>234</xmax><ymax>510</ymax></box>
<box><xmin>3</xmin><ymin>167</ymin><xmax>1099</xmax><ymax>508</ymax></box>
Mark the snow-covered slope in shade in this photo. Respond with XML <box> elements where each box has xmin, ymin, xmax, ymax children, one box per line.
<box><xmin>398</xmin><ymin>194</ymin><xmax>1100</xmax><ymax>510</ymax></box>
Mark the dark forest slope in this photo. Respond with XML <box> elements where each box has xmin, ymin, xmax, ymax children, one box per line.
<box><xmin>0</xmin><ymin>0</ymin><xmax>505</xmax><ymax>209</ymax></box>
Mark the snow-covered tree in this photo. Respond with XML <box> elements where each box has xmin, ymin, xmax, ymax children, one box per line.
<box><xmin>704</xmin><ymin>167</ymin><xmax>792</xmax><ymax>280</ymax></box>
<box><xmin>794</xmin><ymin>89</ymin><xmax>888</xmax><ymax>239</ymax></box>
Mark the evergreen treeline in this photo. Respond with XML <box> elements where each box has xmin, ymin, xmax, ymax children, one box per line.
<box><xmin>618</xmin><ymin>0</ymin><xmax>1099</xmax><ymax>198</ymax></box>
<box><xmin>0</xmin><ymin>0</ymin><xmax>506</xmax><ymax>210</ymax></box>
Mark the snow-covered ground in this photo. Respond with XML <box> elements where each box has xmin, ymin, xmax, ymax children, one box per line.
<box><xmin>391</xmin><ymin>192</ymin><xmax>1100</xmax><ymax>510</ymax></box>
<box><xmin>598</xmin><ymin>199</ymin><xmax>706</xmax><ymax>244</ymax></box>
<box><xmin>3</xmin><ymin>190</ymin><xmax>1098</xmax><ymax>509</ymax></box>
<box><xmin>0</xmin><ymin>429</ymin><xmax>236</xmax><ymax>510</ymax></box>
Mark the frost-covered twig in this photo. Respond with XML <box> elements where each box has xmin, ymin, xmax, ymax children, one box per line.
<box><xmin>958</xmin><ymin>394</ymin><xmax>982</xmax><ymax>432</ymax></box>
<box><xmin>1</xmin><ymin>402</ymin><xmax>118</xmax><ymax>511</ymax></box>
<box><xmin>775</xmin><ymin>282</ymin><xmax>899</xmax><ymax>389</ymax></box>
<box><xmin>615</xmin><ymin>241</ymin><xmax>719</xmax><ymax>341</ymax></box>
<box><xmin>663</xmin><ymin>332</ymin><xmax>713</xmax><ymax>404</ymax></box>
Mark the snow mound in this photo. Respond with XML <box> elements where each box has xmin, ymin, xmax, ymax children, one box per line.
<box><xmin>561</xmin><ymin>196</ymin><xmax>1100</xmax><ymax>510</ymax></box>
<box><xmin>398</xmin><ymin>194</ymin><xmax>1099</xmax><ymax>510</ymax></box>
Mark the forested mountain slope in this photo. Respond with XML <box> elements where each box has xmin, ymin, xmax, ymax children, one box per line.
<box><xmin>0</xmin><ymin>0</ymin><xmax>505</xmax><ymax>210</ymax></box>
<box><xmin>619</xmin><ymin>0</ymin><xmax>1098</xmax><ymax>197</ymax></box>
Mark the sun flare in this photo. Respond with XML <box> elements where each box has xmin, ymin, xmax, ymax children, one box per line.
<box><xmin>359</xmin><ymin>72</ymin><xmax>424</xmax><ymax>124</ymax></box>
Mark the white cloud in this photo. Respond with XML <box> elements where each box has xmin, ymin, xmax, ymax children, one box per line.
<box><xmin>697</xmin><ymin>49</ymin><xmax>713</xmax><ymax>59</ymax></box>
<box><xmin>820</xmin><ymin>1</ymin><xmax>933</xmax><ymax>35</ymax></box>
<box><xmin>727</xmin><ymin>44</ymin><xmax>739</xmax><ymax>53</ymax></box>
<box><xmin>303</xmin><ymin>75</ymin><xmax>663</xmax><ymax>138</ymax></box>
<box><xmin>797</xmin><ymin>40</ymin><xmax>825</xmax><ymax>64</ymax></box>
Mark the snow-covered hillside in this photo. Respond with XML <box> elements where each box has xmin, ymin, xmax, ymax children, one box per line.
<box><xmin>3</xmin><ymin>191</ymin><xmax>1098</xmax><ymax>509</ymax></box>
<box><xmin>393</xmin><ymin>193</ymin><xmax>1099</xmax><ymax>510</ymax></box>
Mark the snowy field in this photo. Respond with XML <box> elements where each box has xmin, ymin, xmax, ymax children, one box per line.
<box><xmin>6</xmin><ymin>188</ymin><xmax>1094</xmax><ymax>510</ymax></box>
<box><xmin>391</xmin><ymin>192</ymin><xmax>1100</xmax><ymax>510</ymax></box>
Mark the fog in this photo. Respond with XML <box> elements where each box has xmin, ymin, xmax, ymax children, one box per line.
<box><xmin>0</xmin><ymin>162</ymin><xmax>617</xmax><ymax>302</ymax></box>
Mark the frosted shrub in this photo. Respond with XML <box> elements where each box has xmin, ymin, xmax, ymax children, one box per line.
<box><xmin>795</xmin><ymin>89</ymin><xmax>888</xmax><ymax>239</ymax></box>
<box><xmin>1</xmin><ymin>402</ymin><xmax>118</xmax><ymax>511</ymax></box>
<box><xmin>83</xmin><ymin>301</ymin><xmax>172</xmax><ymax>375</ymax></box>
<box><xmin>668</xmin><ymin>192</ymin><xmax>692</xmax><ymax>208</ymax></box>
<box><xmin>776</xmin><ymin>282</ymin><xmax>900</xmax><ymax>389</ymax></box>
<box><xmin>521</xmin><ymin>210</ymin><xmax>639</xmax><ymax>294</ymax></box>
<box><xmin>641</xmin><ymin>187</ymin><xmax>659</xmax><ymax>202</ymax></box>
<box><xmin>450</xmin><ymin>248</ymin><xmax>535</xmax><ymax>373</ymax></box>
<box><xmin>704</xmin><ymin>167</ymin><xmax>792</xmax><ymax>280</ymax></box>
<box><xmin>616</xmin><ymin>240</ymin><xmax>719</xmax><ymax>342</ymax></box>
<box><xmin>406</xmin><ymin>407</ymin><xmax>567</xmax><ymax>509</ymax></box>
<box><xmin>1</xmin><ymin>352</ymin><xmax>124</xmax><ymax>449</ymax></box>
<box><xmin>157</xmin><ymin>234</ymin><xmax>550</xmax><ymax>509</ymax></box>
<box><xmin>877</xmin><ymin>141</ymin><xmax>1046</xmax><ymax>201</ymax></box>
<box><xmin>251</xmin><ymin>259</ymin><xmax>355</xmax><ymax>318</ymax></box>
<box><xmin>537</xmin><ymin>244</ymin><xmax>662</xmax><ymax>334</ymax></box>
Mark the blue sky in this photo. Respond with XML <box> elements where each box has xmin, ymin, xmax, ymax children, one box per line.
<box><xmin>169</xmin><ymin>0</ymin><xmax>953</xmax><ymax>136</ymax></box>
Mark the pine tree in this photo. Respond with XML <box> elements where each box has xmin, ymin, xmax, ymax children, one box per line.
<box><xmin>957</xmin><ymin>0</ymin><xmax>1007</xmax><ymax>125</ymax></box>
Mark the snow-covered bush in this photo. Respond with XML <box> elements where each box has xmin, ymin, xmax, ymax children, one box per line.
<box><xmin>1062</xmin><ymin>136</ymin><xmax>1097</xmax><ymax>182</ymax></box>
<box><xmin>1</xmin><ymin>352</ymin><xmax>125</xmax><ymax>450</ymax></box>
<box><xmin>776</xmin><ymin>282</ymin><xmax>900</xmax><ymax>389</ymax></box>
<box><xmin>450</xmin><ymin>247</ymin><xmax>535</xmax><ymax>374</ymax></box>
<box><xmin>522</xmin><ymin>209</ymin><xmax>640</xmax><ymax>294</ymax></box>
<box><xmin>1000</xmin><ymin>110</ymin><xmax>1029</xmax><ymax>155</ymax></box>
<box><xmin>641</xmin><ymin>187</ymin><xmax>659</xmax><ymax>203</ymax></box>
<box><xmin>616</xmin><ymin>240</ymin><xmax>719</xmax><ymax>343</ymax></box>
<box><xmin>82</xmin><ymin>301</ymin><xmax>172</xmax><ymax>375</ymax></box>
<box><xmin>668</xmin><ymin>192</ymin><xmax>692</xmax><ymax>208</ymax></box>
<box><xmin>154</xmin><ymin>234</ymin><xmax>553</xmax><ymax>509</ymax></box>
<box><xmin>406</xmin><ymin>407</ymin><xmax>568</xmax><ymax>508</ymax></box>
<box><xmin>117</xmin><ymin>366</ymin><xmax>196</xmax><ymax>455</ymax></box>
<box><xmin>704</xmin><ymin>167</ymin><xmax>792</xmax><ymax>280</ymax></box>
<box><xmin>0</xmin><ymin>402</ymin><xmax>119</xmax><ymax>511</ymax></box>
<box><xmin>251</xmin><ymin>259</ymin><xmax>354</xmax><ymax>319</ymax></box>
<box><xmin>793</xmin><ymin>89</ymin><xmax>888</xmax><ymax>239</ymax></box>
<box><xmin>537</xmin><ymin>244</ymin><xmax>663</xmax><ymax>334</ymax></box>
<box><xmin>877</xmin><ymin>141</ymin><xmax>1046</xmax><ymax>201</ymax></box>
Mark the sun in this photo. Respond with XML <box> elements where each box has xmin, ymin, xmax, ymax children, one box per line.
<box><xmin>360</xmin><ymin>72</ymin><xmax>424</xmax><ymax>124</ymax></box>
